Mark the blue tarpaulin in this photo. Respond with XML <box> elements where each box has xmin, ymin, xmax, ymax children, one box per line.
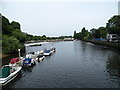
<box><xmin>44</xmin><ymin>49</ymin><xmax>50</xmax><ymax>53</ymax></box>
<box><xmin>23</xmin><ymin>58</ymin><xmax>32</xmax><ymax>64</ymax></box>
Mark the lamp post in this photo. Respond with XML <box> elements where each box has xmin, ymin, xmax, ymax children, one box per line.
<box><xmin>18</xmin><ymin>49</ymin><xmax>21</xmax><ymax>60</ymax></box>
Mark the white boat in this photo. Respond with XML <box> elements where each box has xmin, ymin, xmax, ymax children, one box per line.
<box><xmin>39</xmin><ymin>56</ymin><xmax>45</xmax><ymax>61</ymax></box>
<box><xmin>43</xmin><ymin>49</ymin><xmax>51</xmax><ymax>56</ymax></box>
<box><xmin>36</xmin><ymin>55</ymin><xmax>45</xmax><ymax>62</ymax></box>
<box><xmin>9</xmin><ymin>57</ymin><xmax>24</xmax><ymax>67</ymax></box>
<box><xmin>35</xmin><ymin>50</ymin><xmax>44</xmax><ymax>56</ymax></box>
<box><xmin>50</xmin><ymin>47</ymin><xmax>56</xmax><ymax>54</ymax></box>
<box><xmin>26</xmin><ymin>52</ymin><xmax>34</xmax><ymax>59</ymax></box>
<box><xmin>0</xmin><ymin>65</ymin><xmax>22</xmax><ymax>86</ymax></box>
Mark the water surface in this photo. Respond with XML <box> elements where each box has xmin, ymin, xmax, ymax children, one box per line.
<box><xmin>3</xmin><ymin>41</ymin><xmax>120</xmax><ymax>88</ymax></box>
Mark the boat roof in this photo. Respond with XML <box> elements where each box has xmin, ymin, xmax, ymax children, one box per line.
<box><xmin>10</xmin><ymin>57</ymin><xmax>19</xmax><ymax>64</ymax></box>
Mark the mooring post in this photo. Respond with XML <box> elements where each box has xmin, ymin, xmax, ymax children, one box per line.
<box><xmin>18</xmin><ymin>49</ymin><xmax>21</xmax><ymax>61</ymax></box>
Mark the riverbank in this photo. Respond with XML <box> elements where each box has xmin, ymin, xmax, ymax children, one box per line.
<box><xmin>84</xmin><ymin>40</ymin><xmax>120</xmax><ymax>49</ymax></box>
<box><xmin>25</xmin><ymin>39</ymin><xmax>74</xmax><ymax>44</ymax></box>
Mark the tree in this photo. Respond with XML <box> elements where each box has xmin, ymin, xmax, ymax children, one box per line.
<box><xmin>12</xmin><ymin>29</ymin><xmax>28</xmax><ymax>43</ymax></box>
<box><xmin>79</xmin><ymin>27</ymin><xmax>90</xmax><ymax>40</ymax></box>
<box><xmin>41</xmin><ymin>35</ymin><xmax>47</xmax><ymax>40</ymax></box>
<box><xmin>81</xmin><ymin>27</ymin><xmax>86</xmax><ymax>33</ymax></box>
<box><xmin>90</xmin><ymin>27</ymin><xmax>107</xmax><ymax>39</ymax></box>
<box><xmin>2</xmin><ymin>16</ymin><xmax>11</xmax><ymax>34</ymax></box>
<box><xmin>11</xmin><ymin>21</ymin><xmax>21</xmax><ymax>30</ymax></box>
<box><xmin>90</xmin><ymin>28</ymin><xmax>97</xmax><ymax>34</ymax></box>
<box><xmin>27</xmin><ymin>34</ymin><xmax>34</xmax><ymax>40</ymax></box>
<box><xmin>2</xmin><ymin>35</ymin><xmax>24</xmax><ymax>53</ymax></box>
<box><xmin>2</xmin><ymin>16</ymin><xmax>10</xmax><ymax>26</ymax></box>
<box><xmin>106</xmin><ymin>15</ymin><xmax>120</xmax><ymax>36</ymax></box>
<box><xmin>3</xmin><ymin>25</ymin><xmax>13</xmax><ymax>35</ymax></box>
<box><xmin>73</xmin><ymin>30</ymin><xmax>77</xmax><ymax>39</ymax></box>
<box><xmin>97</xmin><ymin>27</ymin><xmax>107</xmax><ymax>38</ymax></box>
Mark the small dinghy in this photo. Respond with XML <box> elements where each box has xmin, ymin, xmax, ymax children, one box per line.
<box><xmin>0</xmin><ymin>65</ymin><xmax>22</xmax><ymax>86</ymax></box>
<box><xmin>35</xmin><ymin>50</ymin><xmax>44</xmax><ymax>56</ymax></box>
<box><xmin>50</xmin><ymin>47</ymin><xmax>56</xmax><ymax>54</ymax></box>
<box><xmin>37</xmin><ymin>55</ymin><xmax>45</xmax><ymax>62</ymax></box>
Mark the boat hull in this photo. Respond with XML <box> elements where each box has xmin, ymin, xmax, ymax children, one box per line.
<box><xmin>43</xmin><ymin>53</ymin><xmax>51</xmax><ymax>56</ymax></box>
<box><xmin>38</xmin><ymin>56</ymin><xmax>45</xmax><ymax>61</ymax></box>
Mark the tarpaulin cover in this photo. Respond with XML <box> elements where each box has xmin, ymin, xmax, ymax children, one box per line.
<box><xmin>44</xmin><ymin>49</ymin><xmax>50</xmax><ymax>53</ymax></box>
<box><xmin>0</xmin><ymin>66</ymin><xmax>11</xmax><ymax>78</ymax></box>
<box><xmin>23</xmin><ymin>58</ymin><xmax>32</xmax><ymax>64</ymax></box>
<box><xmin>10</xmin><ymin>57</ymin><xmax>19</xmax><ymax>64</ymax></box>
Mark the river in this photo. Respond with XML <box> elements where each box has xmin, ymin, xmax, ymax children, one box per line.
<box><xmin>2</xmin><ymin>40</ymin><xmax>120</xmax><ymax>88</ymax></box>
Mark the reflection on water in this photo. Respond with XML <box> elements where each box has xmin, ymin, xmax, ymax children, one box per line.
<box><xmin>106</xmin><ymin>54</ymin><xmax>120</xmax><ymax>77</ymax></box>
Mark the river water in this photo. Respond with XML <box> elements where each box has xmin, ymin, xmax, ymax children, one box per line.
<box><xmin>2</xmin><ymin>41</ymin><xmax>120</xmax><ymax>88</ymax></box>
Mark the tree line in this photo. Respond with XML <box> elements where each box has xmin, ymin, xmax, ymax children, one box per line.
<box><xmin>2</xmin><ymin>15</ymin><xmax>119</xmax><ymax>53</ymax></box>
<box><xmin>2</xmin><ymin>15</ymin><xmax>72</xmax><ymax>54</ymax></box>
<box><xmin>73</xmin><ymin>15</ymin><xmax>120</xmax><ymax>40</ymax></box>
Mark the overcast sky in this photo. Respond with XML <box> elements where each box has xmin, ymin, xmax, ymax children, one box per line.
<box><xmin>0</xmin><ymin>0</ymin><xmax>119</xmax><ymax>37</ymax></box>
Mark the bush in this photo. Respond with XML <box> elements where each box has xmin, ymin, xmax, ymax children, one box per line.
<box><xmin>2</xmin><ymin>35</ymin><xmax>24</xmax><ymax>53</ymax></box>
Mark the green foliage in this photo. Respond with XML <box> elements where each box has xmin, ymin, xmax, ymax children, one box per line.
<box><xmin>2</xmin><ymin>15</ymin><xmax>73</xmax><ymax>53</ymax></box>
<box><xmin>73</xmin><ymin>31</ymin><xmax>79</xmax><ymax>39</ymax></box>
<box><xmin>2</xmin><ymin>35</ymin><xmax>24</xmax><ymax>53</ymax></box>
<box><xmin>41</xmin><ymin>35</ymin><xmax>47</xmax><ymax>40</ymax></box>
<box><xmin>11</xmin><ymin>21</ymin><xmax>21</xmax><ymax>29</ymax></box>
<box><xmin>12</xmin><ymin>29</ymin><xmax>28</xmax><ymax>43</ymax></box>
<box><xmin>2</xmin><ymin>15</ymin><xmax>25</xmax><ymax>53</ymax></box>
<box><xmin>2</xmin><ymin>16</ymin><xmax>21</xmax><ymax>35</ymax></box>
<box><xmin>74</xmin><ymin>15</ymin><xmax>120</xmax><ymax>40</ymax></box>
<box><xmin>106</xmin><ymin>15</ymin><xmax>120</xmax><ymax>36</ymax></box>
<box><xmin>58</xmin><ymin>36</ymin><xmax>72</xmax><ymax>39</ymax></box>
<box><xmin>74</xmin><ymin>27</ymin><xmax>90</xmax><ymax>40</ymax></box>
<box><xmin>2</xmin><ymin>16</ymin><xmax>11</xmax><ymax>35</ymax></box>
<box><xmin>97</xmin><ymin>27</ymin><xmax>107</xmax><ymax>38</ymax></box>
<box><xmin>2</xmin><ymin>16</ymin><xmax>10</xmax><ymax>26</ymax></box>
<box><xmin>90</xmin><ymin>27</ymin><xmax>107</xmax><ymax>39</ymax></box>
<box><xmin>2</xmin><ymin>14</ymin><xmax>119</xmax><ymax>54</ymax></box>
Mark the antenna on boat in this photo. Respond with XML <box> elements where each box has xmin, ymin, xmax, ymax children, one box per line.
<box><xmin>18</xmin><ymin>49</ymin><xmax>21</xmax><ymax>61</ymax></box>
